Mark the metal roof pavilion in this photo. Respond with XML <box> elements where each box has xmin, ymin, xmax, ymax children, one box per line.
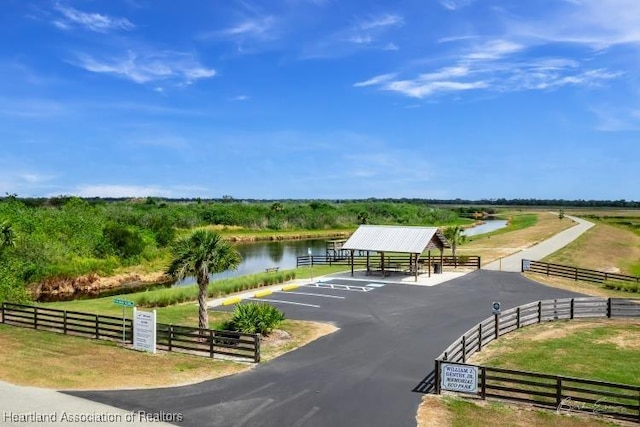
<box><xmin>340</xmin><ymin>225</ymin><xmax>451</xmax><ymax>281</ymax></box>
<box><xmin>341</xmin><ymin>225</ymin><xmax>450</xmax><ymax>254</ymax></box>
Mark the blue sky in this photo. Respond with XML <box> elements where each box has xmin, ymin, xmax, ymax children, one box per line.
<box><xmin>1</xmin><ymin>0</ymin><xmax>638</xmax><ymax>200</ymax></box>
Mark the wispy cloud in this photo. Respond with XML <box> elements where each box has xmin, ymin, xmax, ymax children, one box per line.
<box><xmin>220</xmin><ymin>16</ymin><xmax>275</xmax><ymax>39</ymax></box>
<box><xmin>70</xmin><ymin>50</ymin><xmax>216</xmax><ymax>85</ymax></box>
<box><xmin>73</xmin><ymin>185</ymin><xmax>176</xmax><ymax>198</ymax></box>
<box><xmin>439</xmin><ymin>0</ymin><xmax>474</xmax><ymax>11</ymax></box>
<box><xmin>353</xmin><ymin>73</ymin><xmax>397</xmax><ymax>87</ymax></box>
<box><xmin>592</xmin><ymin>106</ymin><xmax>640</xmax><ymax>132</ymax></box>
<box><xmin>53</xmin><ymin>3</ymin><xmax>134</xmax><ymax>33</ymax></box>
<box><xmin>509</xmin><ymin>0</ymin><xmax>640</xmax><ymax>49</ymax></box>
<box><xmin>231</xmin><ymin>95</ymin><xmax>250</xmax><ymax>101</ymax></box>
<box><xmin>302</xmin><ymin>12</ymin><xmax>403</xmax><ymax>58</ymax></box>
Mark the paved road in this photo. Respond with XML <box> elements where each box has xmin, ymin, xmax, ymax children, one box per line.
<box><xmin>484</xmin><ymin>215</ymin><xmax>594</xmax><ymax>272</ymax></box>
<box><xmin>69</xmin><ymin>271</ymin><xmax>580</xmax><ymax>427</ymax></box>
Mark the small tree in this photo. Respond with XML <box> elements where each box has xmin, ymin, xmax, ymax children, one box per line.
<box><xmin>443</xmin><ymin>225</ymin><xmax>466</xmax><ymax>258</ymax></box>
<box><xmin>559</xmin><ymin>209</ymin><xmax>565</xmax><ymax>220</ymax></box>
<box><xmin>166</xmin><ymin>230</ymin><xmax>241</xmax><ymax>330</ymax></box>
<box><xmin>0</xmin><ymin>220</ymin><xmax>16</xmax><ymax>250</ymax></box>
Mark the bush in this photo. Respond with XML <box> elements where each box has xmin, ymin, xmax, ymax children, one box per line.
<box><xmin>226</xmin><ymin>302</ymin><xmax>285</xmax><ymax>335</ymax></box>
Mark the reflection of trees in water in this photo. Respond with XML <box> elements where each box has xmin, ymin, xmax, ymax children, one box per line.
<box><xmin>267</xmin><ymin>242</ymin><xmax>285</xmax><ymax>263</ymax></box>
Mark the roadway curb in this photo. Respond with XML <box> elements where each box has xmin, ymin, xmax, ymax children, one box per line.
<box><xmin>212</xmin><ymin>282</ymin><xmax>305</xmax><ymax>307</ymax></box>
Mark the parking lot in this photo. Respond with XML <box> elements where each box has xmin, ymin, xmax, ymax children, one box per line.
<box><xmin>71</xmin><ymin>270</ymin><xmax>582</xmax><ymax>427</ymax></box>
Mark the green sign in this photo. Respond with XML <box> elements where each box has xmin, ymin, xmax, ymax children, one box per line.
<box><xmin>113</xmin><ymin>298</ymin><xmax>135</xmax><ymax>307</ymax></box>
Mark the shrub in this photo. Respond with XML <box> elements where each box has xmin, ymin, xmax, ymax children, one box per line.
<box><xmin>227</xmin><ymin>302</ymin><xmax>285</xmax><ymax>335</ymax></box>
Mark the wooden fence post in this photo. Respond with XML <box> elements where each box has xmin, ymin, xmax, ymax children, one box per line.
<box><xmin>607</xmin><ymin>298</ymin><xmax>612</xmax><ymax>318</ymax></box>
<box><xmin>95</xmin><ymin>315</ymin><xmax>99</xmax><ymax>339</ymax></box>
<box><xmin>481</xmin><ymin>366</ymin><xmax>487</xmax><ymax>400</ymax></box>
<box><xmin>168</xmin><ymin>325</ymin><xmax>173</xmax><ymax>352</ymax></box>
<box><xmin>494</xmin><ymin>314</ymin><xmax>499</xmax><ymax>339</ymax></box>
<box><xmin>478</xmin><ymin>323</ymin><xmax>483</xmax><ymax>352</ymax></box>
<box><xmin>477</xmin><ymin>257</ymin><xmax>481</xmax><ymax>270</ymax></box>
<box><xmin>538</xmin><ymin>301</ymin><xmax>542</xmax><ymax>323</ymax></box>
<box><xmin>570</xmin><ymin>299</ymin><xmax>574</xmax><ymax>320</ymax></box>
<box><xmin>575</xmin><ymin>267</ymin><xmax>578</xmax><ymax>281</ymax></box>
<box><xmin>555</xmin><ymin>377</ymin><xmax>563</xmax><ymax>408</ymax></box>
<box><xmin>34</xmin><ymin>306</ymin><xmax>38</xmax><ymax>330</ymax></box>
<box><xmin>462</xmin><ymin>335</ymin><xmax>467</xmax><ymax>363</ymax></box>
<box><xmin>546</xmin><ymin>263</ymin><xmax>550</xmax><ymax>276</ymax></box>
<box><xmin>209</xmin><ymin>329</ymin><xmax>215</xmax><ymax>358</ymax></box>
<box><xmin>516</xmin><ymin>307</ymin><xmax>521</xmax><ymax>329</ymax></box>
<box><xmin>63</xmin><ymin>311</ymin><xmax>67</xmax><ymax>334</ymax></box>
<box><xmin>434</xmin><ymin>359</ymin><xmax>441</xmax><ymax>394</ymax></box>
<box><xmin>254</xmin><ymin>334</ymin><xmax>261</xmax><ymax>363</ymax></box>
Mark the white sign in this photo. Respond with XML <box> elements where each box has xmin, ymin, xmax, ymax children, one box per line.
<box><xmin>522</xmin><ymin>260</ymin><xmax>531</xmax><ymax>271</ymax></box>
<box><xmin>441</xmin><ymin>363</ymin><xmax>478</xmax><ymax>394</ymax></box>
<box><xmin>133</xmin><ymin>308</ymin><xmax>157</xmax><ymax>354</ymax></box>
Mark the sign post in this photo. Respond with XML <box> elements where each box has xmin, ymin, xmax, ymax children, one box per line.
<box><xmin>440</xmin><ymin>363</ymin><xmax>479</xmax><ymax>394</ymax></box>
<box><xmin>133</xmin><ymin>307</ymin><xmax>157</xmax><ymax>354</ymax></box>
<box><xmin>113</xmin><ymin>298</ymin><xmax>135</xmax><ymax>345</ymax></box>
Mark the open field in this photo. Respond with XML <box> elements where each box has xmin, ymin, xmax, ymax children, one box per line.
<box><xmin>458</xmin><ymin>212</ymin><xmax>576</xmax><ymax>265</ymax></box>
<box><xmin>523</xmin><ymin>273</ymin><xmax>640</xmax><ymax>299</ymax></box>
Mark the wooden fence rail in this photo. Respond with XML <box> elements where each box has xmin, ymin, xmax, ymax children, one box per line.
<box><xmin>523</xmin><ymin>259</ymin><xmax>640</xmax><ymax>285</ymax></box>
<box><xmin>1</xmin><ymin>303</ymin><xmax>259</xmax><ymax>362</ymax></box>
<box><xmin>297</xmin><ymin>254</ymin><xmax>481</xmax><ymax>269</ymax></box>
<box><xmin>437</xmin><ymin>361</ymin><xmax>640</xmax><ymax>422</ymax></box>
<box><xmin>435</xmin><ymin>297</ymin><xmax>640</xmax><ymax>423</ymax></box>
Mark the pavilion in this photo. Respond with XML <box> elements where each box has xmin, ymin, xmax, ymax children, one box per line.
<box><xmin>341</xmin><ymin>225</ymin><xmax>451</xmax><ymax>282</ymax></box>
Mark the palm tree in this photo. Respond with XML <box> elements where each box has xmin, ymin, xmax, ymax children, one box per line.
<box><xmin>166</xmin><ymin>229</ymin><xmax>241</xmax><ymax>330</ymax></box>
<box><xmin>443</xmin><ymin>225</ymin><xmax>466</xmax><ymax>258</ymax></box>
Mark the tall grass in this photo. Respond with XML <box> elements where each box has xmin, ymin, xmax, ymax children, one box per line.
<box><xmin>132</xmin><ymin>270</ymin><xmax>296</xmax><ymax>308</ymax></box>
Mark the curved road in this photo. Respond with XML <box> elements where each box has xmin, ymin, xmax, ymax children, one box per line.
<box><xmin>484</xmin><ymin>215</ymin><xmax>594</xmax><ymax>272</ymax></box>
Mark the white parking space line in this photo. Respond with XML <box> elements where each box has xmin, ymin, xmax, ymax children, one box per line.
<box><xmin>246</xmin><ymin>298</ymin><xmax>320</xmax><ymax>308</ymax></box>
<box><xmin>366</xmin><ymin>283</ymin><xmax>385</xmax><ymax>288</ymax></box>
<box><xmin>307</xmin><ymin>283</ymin><xmax>373</xmax><ymax>292</ymax></box>
<box><xmin>277</xmin><ymin>291</ymin><xmax>345</xmax><ymax>299</ymax></box>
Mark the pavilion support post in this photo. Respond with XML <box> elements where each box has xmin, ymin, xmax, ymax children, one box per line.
<box><xmin>414</xmin><ymin>253</ymin><xmax>418</xmax><ymax>282</ymax></box>
<box><xmin>428</xmin><ymin>250</ymin><xmax>432</xmax><ymax>277</ymax></box>
<box><xmin>366</xmin><ymin>251</ymin><xmax>370</xmax><ymax>275</ymax></box>
<box><xmin>381</xmin><ymin>252</ymin><xmax>385</xmax><ymax>277</ymax></box>
<box><xmin>350</xmin><ymin>250</ymin><xmax>355</xmax><ymax>277</ymax></box>
<box><xmin>440</xmin><ymin>249</ymin><xmax>444</xmax><ymax>271</ymax></box>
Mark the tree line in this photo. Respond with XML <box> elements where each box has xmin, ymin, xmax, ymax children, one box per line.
<box><xmin>0</xmin><ymin>197</ymin><xmax>461</xmax><ymax>303</ymax></box>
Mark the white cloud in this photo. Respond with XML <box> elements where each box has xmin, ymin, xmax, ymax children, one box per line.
<box><xmin>385</xmin><ymin>79</ymin><xmax>488</xmax><ymax>98</ymax></box>
<box><xmin>231</xmin><ymin>95</ymin><xmax>250</xmax><ymax>101</ymax></box>
<box><xmin>54</xmin><ymin>4</ymin><xmax>134</xmax><ymax>33</ymax></box>
<box><xmin>358</xmin><ymin>14</ymin><xmax>403</xmax><ymax>30</ymax></box>
<box><xmin>510</xmin><ymin>0</ymin><xmax>640</xmax><ymax>49</ymax></box>
<box><xmin>353</xmin><ymin>73</ymin><xmax>397</xmax><ymax>87</ymax></box>
<box><xmin>465</xmin><ymin>40</ymin><xmax>524</xmax><ymax>60</ymax></box>
<box><xmin>222</xmin><ymin>16</ymin><xmax>274</xmax><ymax>37</ymax></box>
<box><xmin>71</xmin><ymin>50</ymin><xmax>216</xmax><ymax>85</ymax></box>
<box><xmin>439</xmin><ymin>0</ymin><xmax>474</xmax><ymax>11</ymax></box>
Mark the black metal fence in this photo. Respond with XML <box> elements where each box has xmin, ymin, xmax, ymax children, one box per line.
<box><xmin>435</xmin><ymin>297</ymin><xmax>640</xmax><ymax>423</ymax></box>
<box><xmin>1</xmin><ymin>303</ymin><xmax>260</xmax><ymax>362</ymax></box>
<box><xmin>523</xmin><ymin>259</ymin><xmax>640</xmax><ymax>285</ymax></box>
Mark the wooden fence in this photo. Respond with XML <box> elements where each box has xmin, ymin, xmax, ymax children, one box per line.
<box><xmin>523</xmin><ymin>259</ymin><xmax>640</xmax><ymax>285</ymax></box>
<box><xmin>157</xmin><ymin>323</ymin><xmax>260</xmax><ymax>362</ymax></box>
<box><xmin>437</xmin><ymin>360</ymin><xmax>640</xmax><ymax>422</ymax></box>
<box><xmin>1</xmin><ymin>303</ymin><xmax>131</xmax><ymax>341</ymax></box>
<box><xmin>297</xmin><ymin>254</ymin><xmax>481</xmax><ymax>270</ymax></box>
<box><xmin>434</xmin><ymin>297</ymin><xmax>640</xmax><ymax>422</ymax></box>
<box><xmin>1</xmin><ymin>303</ymin><xmax>260</xmax><ymax>362</ymax></box>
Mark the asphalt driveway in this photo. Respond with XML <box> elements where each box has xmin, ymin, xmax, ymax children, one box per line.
<box><xmin>68</xmin><ymin>270</ymin><xmax>581</xmax><ymax>427</ymax></box>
